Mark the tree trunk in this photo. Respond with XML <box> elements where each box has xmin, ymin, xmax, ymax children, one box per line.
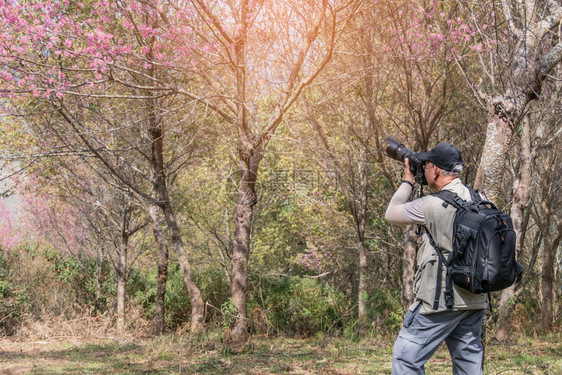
<box><xmin>495</xmin><ymin>114</ymin><xmax>532</xmax><ymax>341</ymax></box>
<box><xmin>357</xmin><ymin>239</ymin><xmax>368</xmax><ymax>331</ymax></box>
<box><xmin>540</xmin><ymin>216</ymin><xmax>562</xmax><ymax>332</ymax></box>
<box><xmin>541</xmin><ymin>231</ymin><xmax>556</xmax><ymax>331</ymax></box>
<box><xmin>116</xmin><ymin>234</ymin><xmax>128</xmax><ymax>333</ymax></box>
<box><xmin>229</xmin><ymin>0</ymin><xmax>253</xmax><ymax>343</ymax></box>
<box><xmin>144</xmin><ymin>34</ymin><xmax>170</xmax><ymax>336</ymax></box>
<box><xmin>356</xmin><ymin>148</ymin><xmax>368</xmax><ymax>332</ymax></box>
<box><xmin>473</xmin><ymin>109</ymin><xmax>513</xmax><ymax>202</ymax></box>
<box><xmin>149</xmin><ymin>202</ymin><xmax>168</xmax><ymax>335</ymax></box>
<box><xmin>539</xmin><ymin>163</ymin><xmax>562</xmax><ymax>331</ymax></box>
<box><xmin>161</xmin><ymin>198</ymin><xmax>205</xmax><ymax>333</ymax></box>
<box><xmin>149</xmin><ymin>108</ymin><xmax>205</xmax><ymax>334</ymax></box>
<box><xmin>116</xmin><ymin>238</ymin><xmax>128</xmax><ymax>332</ymax></box>
<box><xmin>229</xmin><ymin>161</ymin><xmax>259</xmax><ymax>348</ymax></box>
<box><xmin>401</xmin><ymin>225</ymin><xmax>416</xmax><ymax>310</ymax></box>
<box><xmin>116</xmin><ymin>198</ymin><xmax>133</xmax><ymax>333</ymax></box>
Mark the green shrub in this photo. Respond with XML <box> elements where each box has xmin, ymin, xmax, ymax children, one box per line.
<box><xmin>364</xmin><ymin>287</ymin><xmax>403</xmax><ymax>336</ymax></box>
<box><xmin>0</xmin><ymin>243</ymin><xmax>117</xmax><ymax>336</ymax></box>
<box><xmin>249</xmin><ymin>276</ymin><xmax>349</xmax><ymax>336</ymax></box>
<box><xmin>0</xmin><ymin>251</ymin><xmax>32</xmax><ymax>334</ymax></box>
<box><xmin>131</xmin><ymin>263</ymin><xmax>230</xmax><ymax>330</ymax></box>
<box><xmin>220</xmin><ymin>298</ymin><xmax>237</xmax><ymax>328</ymax></box>
<box><xmin>162</xmin><ymin>264</ymin><xmax>191</xmax><ymax>328</ymax></box>
<box><xmin>44</xmin><ymin>246</ymin><xmax>114</xmax><ymax>312</ymax></box>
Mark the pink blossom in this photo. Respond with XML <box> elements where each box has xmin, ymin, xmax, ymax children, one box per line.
<box><xmin>123</xmin><ymin>18</ymin><xmax>134</xmax><ymax>30</ymax></box>
<box><xmin>470</xmin><ymin>43</ymin><xmax>483</xmax><ymax>52</ymax></box>
<box><xmin>0</xmin><ymin>200</ymin><xmax>18</xmax><ymax>251</ymax></box>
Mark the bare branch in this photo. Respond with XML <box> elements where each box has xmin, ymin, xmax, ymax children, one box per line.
<box><xmin>534</xmin><ymin>1</ymin><xmax>562</xmax><ymax>38</ymax></box>
<box><xmin>500</xmin><ymin>0</ymin><xmax>520</xmax><ymax>38</ymax></box>
<box><xmin>61</xmin><ymin>91</ymin><xmax>173</xmax><ymax>100</ymax></box>
<box><xmin>190</xmin><ymin>0</ymin><xmax>234</xmax><ymax>45</ymax></box>
<box><xmin>176</xmin><ymin>89</ymin><xmax>236</xmax><ymax>124</ymax></box>
<box><xmin>540</xmin><ymin>42</ymin><xmax>562</xmax><ymax>75</ymax></box>
<box><xmin>54</xmin><ymin>102</ymin><xmax>155</xmax><ymax>203</ymax></box>
<box><xmin>259</xmin><ymin>0</ymin><xmax>341</xmax><ymax>149</ymax></box>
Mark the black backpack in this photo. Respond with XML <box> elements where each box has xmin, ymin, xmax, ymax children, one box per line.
<box><xmin>425</xmin><ymin>188</ymin><xmax>524</xmax><ymax>310</ymax></box>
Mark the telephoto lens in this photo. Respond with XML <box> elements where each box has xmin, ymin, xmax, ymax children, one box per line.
<box><xmin>385</xmin><ymin>137</ymin><xmax>427</xmax><ymax>185</ymax></box>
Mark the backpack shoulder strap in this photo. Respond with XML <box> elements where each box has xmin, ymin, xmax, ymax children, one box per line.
<box><xmin>468</xmin><ymin>188</ymin><xmax>499</xmax><ymax>210</ymax></box>
<box><xmin>431</xmin><ymin>189</ymin><xmax>466</xmax><ymax>209</ymax></box>
<box><xmin>424</xmin><ymin>227</ymin><xmax>454</xmax><ymax>310</ymax></box>
<box><xmin>468</xmin><ymin>187</ymin><xmax>482</xmax><ymax>203</ymax></box>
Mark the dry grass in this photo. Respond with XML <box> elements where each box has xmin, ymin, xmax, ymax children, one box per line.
<box><xmin>1</xmin><ymin>315</ymin><xmax>560</xmax><ymax>374</ymax></box>
<box><xmin>10</xmin><ymin>305</ymin><xmax>153</xmax><ymax>344</ymax></box>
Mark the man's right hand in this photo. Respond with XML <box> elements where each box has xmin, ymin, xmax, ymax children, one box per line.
<box><xmin>404</xmin><ymin>158</ymin><xmax>415</xmax><ymax>185</ymax></box>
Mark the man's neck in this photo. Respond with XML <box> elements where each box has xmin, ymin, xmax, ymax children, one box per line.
<box><xmin>434</xmin><ymin>177</ymin><xmax>458</xmax><ymax>192</ymax></box>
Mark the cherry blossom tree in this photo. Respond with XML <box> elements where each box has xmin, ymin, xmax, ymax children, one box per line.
<box><xmin>0</xmin><ymin>0</ymin><xmax>211</xmax><ymax>333</ymax></box>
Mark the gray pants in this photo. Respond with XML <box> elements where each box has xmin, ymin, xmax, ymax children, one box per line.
<box><xmin>391</xmin><ymin>304</ymin><xmax>485</xmax><ymax>375</ymax></box>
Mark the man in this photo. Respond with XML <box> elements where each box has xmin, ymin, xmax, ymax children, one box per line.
<box><xmin>385</xmin><ymin>142</ymin><xmax>487</xmax><ymax>375</ymax></box>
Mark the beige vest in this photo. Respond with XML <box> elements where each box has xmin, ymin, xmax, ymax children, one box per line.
<box><xmin>411</xmin><ymin>178</ymin><xmax>487</xmax><ymax>314</ymax></box>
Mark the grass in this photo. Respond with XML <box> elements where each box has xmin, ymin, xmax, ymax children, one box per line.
<box><xmin>0</xmin><ymin>333</ymin><xmax>560</xmax><ymax>374</ymax></box>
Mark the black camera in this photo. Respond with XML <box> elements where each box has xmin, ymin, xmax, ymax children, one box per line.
<box><xmin>385</xmin><ymin>137</ymin><xmax>427</xmax><ymax>185</ymax></box>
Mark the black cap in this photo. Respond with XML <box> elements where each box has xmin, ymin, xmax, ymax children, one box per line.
<box><xmin>416</xmin><ymin>143</ymin><xmax>463</xmax><ymax>172</ymax></box>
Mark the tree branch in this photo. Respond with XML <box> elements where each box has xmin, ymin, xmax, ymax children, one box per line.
<box><xmin>55</xmin><ymin>103</ymin><xmax>155</xmax><ymax>203</ymax></box>
<box><xmin>540</xmin><ymin>42</ymin><xmax>562</xmax><ymax>75</ymax></box>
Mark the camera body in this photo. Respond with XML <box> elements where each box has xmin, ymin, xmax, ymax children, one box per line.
<box><xmin>385</xmin><ymin>137</ymin><xmax>427</xmax><ymax>185</ymax></box>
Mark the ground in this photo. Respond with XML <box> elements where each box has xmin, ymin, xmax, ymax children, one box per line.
<box><xmin>0</xmin><ymin>334</ymin><xmax>560</xmax><ymax>374</ymax></box>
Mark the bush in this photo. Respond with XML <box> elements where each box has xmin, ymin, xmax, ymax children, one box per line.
<box><xmin>42</xmin><ymin>246</ymin><xmax>114</xmax><ymax>312</ymax></box>
<box><xmin>364</xmin><ymin>287</ymin><xmax>403</xmax><ymax>336</ymax></box>
<box><xmin>249</xmin><ymin>276</ymin><xmax>349</xmax><ymax>336</ymax></box>
<box><xmin>131</xmin><ymin>263</ymin><xmax>230</xmax><ymax>330</ymax></box>
<box><xmin>0</xmin><ymin>252</ymin><xmax>30</xmax><ymax>335</ymax></box>
<box><xmin>0</xmin><ymin>243</ymin><xmax>117</xmax><ymax>336</ymax></box>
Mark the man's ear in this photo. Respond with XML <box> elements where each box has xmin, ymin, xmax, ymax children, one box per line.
<box><xmin>433</xmin><ymin>167</ymin><xmax>441</xmax><ymax>180</ymax></box>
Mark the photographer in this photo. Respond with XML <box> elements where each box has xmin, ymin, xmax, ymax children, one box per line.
<box><xmin>385</xmin><ymin>142</ymin><xmax>487</xmax><ymax>375</ymax></box>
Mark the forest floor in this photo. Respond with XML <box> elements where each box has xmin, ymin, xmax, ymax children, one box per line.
<box><xmin>0</xmin><ymin>333</ymin><xmax>560</xmax><ymax>374</ymax></box>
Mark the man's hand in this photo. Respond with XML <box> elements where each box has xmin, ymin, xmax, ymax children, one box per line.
<box><xmin>404</xmin><ymin>158</ymin><xmax>416</xmax><ymax>185</ymax></box>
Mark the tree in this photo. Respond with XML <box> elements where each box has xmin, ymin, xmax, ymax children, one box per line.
<box><xmin>296</xmin><ymin>10</ymin><xmax>393</xmax><ymax>327</ymax></box>
<box><xmin>15</xmin><ymin>153</ymin><xmax>150</xmax><ymax>332</ymax></box>
<box><xmin>379</xmin><ymin>1</ymin><xmax>481</xmax><ymax>311</ymax></box>
<box><xmin>459</xmin><ymin>2</ymin><xmax>562</xmax><ymax>200</ymax></box>
<box><xmin>536</xmin><ymin>150</ymin><xmax>562</xmax><ymax>331</ymax></box>
<box><xmin>178</xmin><ymin>0</ymin><xmax>366</xmax><ymax>346</ymax></box>
<box><xmin>1</xmin><ymin>0</ymin><xmax>214</xmax><ymax>333</ymax></box>
<box><xmin>93</xmin><ymin>186</ymin><xmax>147</xmax><ymax>332</ymax></box>
<box><xmin>525</xmin><ymin>82</ymin><xmax>562</xmax><ymax>332</ymax></box>
<box><xmin>440</xmin><ymin>0</ymin><xmax>562</xmax><ymax>340</ymax></box>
